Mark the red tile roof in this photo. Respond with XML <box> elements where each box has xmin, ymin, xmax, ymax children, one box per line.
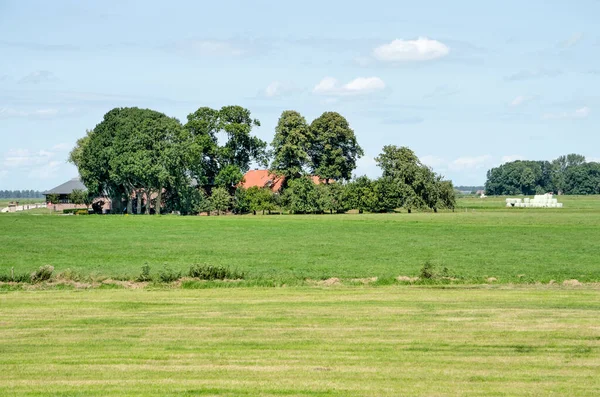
<box><xmin>240</xmin><ymin>170</ymin><xmax>325</xmax><ymax>192</ymax></box>
<box><xmin>240</xmin><ymin>170</ymin><xmax>285</xmax><ymax>192</ymax></box>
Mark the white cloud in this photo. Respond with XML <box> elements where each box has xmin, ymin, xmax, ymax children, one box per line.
<box><xmin>313</xmin><ymin>76</ymin><xmax>385</xmax><ymax>96</ymax></box>
<box><xmin>30</xmin><ymin>161</ymin><xmax>62</xmax><ymax>180</ymax></box>
<box><xmin>448</xmin><ymin>155</ymin><xmax>493</xmax><ymax>171</ymax></box>
<box><xmin>510</xmin><ymin>95</ymin><xmax>534</xmax><ymax>107</ymax></box>
<box><xmin>0</xmin><ymin>107</ymin><xmax>76</xmax><ymax>120</ymax></box>
<box><xmin>560</xmin><ymin>32</ymin><xmax>583</xmax><ymax>49</ymax></box>
<box><xmin>421</xmin><ymin>155</ymin><xmax>445</xmax><ymax>168</ymax></box>
<box><xmin>3</xmin><ymin>149</ymin><xmax>54</xmax><ymax>168</ymax></box>
<box><xmin>542</xmin><ymin>106</ymin><xmax>591</xmax><ymax>120</ymax></box>
<box><xmin>263</xmin><ymin>81</ymin><xmax>295</xmax><ymax>98</ymax></box>
<box><xmin>18</xmin><ymin>70</ymin><xmax>57</xmax><ymax>84</ymax></box>
<box><xmin>501</xmin><ymin>155</ymin><xmax>525</xmax><ymax>163</ymax></box>
<box><xmin>51</xmin><ymin>143</ymin><xmax>72</xmax><ymax>152</ymax></box>
<box><xmin>419</xmin><ymin>155</ymin><xmax>495</xmax><ymax>172</ymax></box>
<box><xmin>265</xmin><ymin>81</ymin><xmax>282</xmax><ymax>98</ymax></box>
<box><xmin>0</xmin><ymin>107</ymin><xmax>62</xmax><ymax>119</ymax></box>
<box><xmin>423</xmin><ymin>85</ymin><xmax>459</xmax><ymax>100</ymax></box>
<box><xmin>1</xmin><ymin>144</ymin><xmax>71</xmax><ymax>182</ymax></box>
<box><xmin>373</xmin><ymin>37</ymin><xmax>450</xmax><ymax>62</ymax></box>
<box><xmin>0</xmin><ymin>145</ymin><xmax>76</xmax><ymax>188</ymax></box>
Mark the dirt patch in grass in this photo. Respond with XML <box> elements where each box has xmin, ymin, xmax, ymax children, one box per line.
<box><xmin>317</xmin><ymin>277</ymin><xmax>341</xmax><ymax>286</ymax></box>
<box><xmin>396</xmin><ymin>276</ymin><xmax>419</xmax><ymax>282</ymax></box>
<box><xmin>350</xmin><ymin>277</ymin><xmax>378</xmax><ymax>284</ymax></box>
<box><xmin>102</xmin><ymin>279</ymin><xmax>148</xmax><ymax>289</ymax></box>
<box><xmin>562</xmin><ymin>279</ymin><xmax>582</xmax><ymax>287</ymax></box>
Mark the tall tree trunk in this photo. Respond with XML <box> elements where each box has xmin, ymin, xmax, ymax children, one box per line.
<box><xmin>136</xmin><ymin>190</ymin><xmax>142</xmax><ymax>215</ymax></box>
<box><xmin>112</xmin><ymin>194</ymin><xmax>122</xmax><ymax>214</ymax></box>
<box><xmin>156</xmin><ymin>187</ymin><xmax>162</xmax><ymax>216</ymax></box>
<box><xmin>146</xmin><ymin>189</ymin><xmax>153</xmax><ymax>215</ymax></box>
<box><xmin>127</xmin><ymin>199</ymin><xmax>133</xmax><ymax>215</ymax></box>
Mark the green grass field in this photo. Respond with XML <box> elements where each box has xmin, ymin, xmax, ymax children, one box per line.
<box><xmin>1</xmin><ymin>196</ymin><xmax>599</xmax><ymax>283</ymax></box>
<box><xmin>1</xmin><ymin>286</ymin><xmax>598</xmax><ymax>396</ymax></box>
<box><xmin>1</xmin><ymin>197</ymin><xmax>599</xmax><ymax>395</ymax></box>
<box><xmin>0</xmin><ymin>199</ymin><xmax>45</xmax><ymax>207</ymax></box>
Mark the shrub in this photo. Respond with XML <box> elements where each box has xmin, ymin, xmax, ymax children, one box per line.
<box><xmin>57</xmin><ymin>269</ymin><xmax>84</xmax><ymax>282</ymax></box>
<box><xmin>188</xmin><ymin>264</ymin><xmax>244</xmax><ymax>280</ymax></box>
<box><xmin>136</xmin><ymin>264</ymin><xmax>153</xmax><ymax>282</ymax></box>
<box><xmin>0</xmin><ymin>268</ymin><xmax>31</xmax><ymax>283</ymax></box>
<box><xmin>158</xmin><ymin>265</ymin><xmax>181</xmax><ymax>283</ymax></box>
<box><xmin>30</xmin><ymin>265</ymin><xmax>54</xmax><ymax>283</ymax></box>
<box><xmin>75</xmin><ymin>209</ymin><xmax>88</xmax><ymax>216</ymax></box>
<box><xmin>63</xmin><ymin>209</ymin><xmax>79</xmax><ymax>214</ymax></box>
<box><xmin>419</xmin><ymin>261</ymin><xmax>435</xmax><ymax>279</ymax></box>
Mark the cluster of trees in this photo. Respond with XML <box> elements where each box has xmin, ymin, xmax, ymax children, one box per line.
<box><xmin>0</xmin><ymin>190</ymin><xmax>44</xmax><ymax>199</ymax></box>
<box><xmin>70</xmin><ymin>106</ymin><xmax>269</xmax><ymax>215</ymax></box>
<box><xmin>485</xmin><ymin>154</ymin><xmax>600</xmax><ymax>195</ymax></box>
<box><xmin>70</xmin><ymin>106</ymin><xmax>455</xmax><ymax>215</ymax></box>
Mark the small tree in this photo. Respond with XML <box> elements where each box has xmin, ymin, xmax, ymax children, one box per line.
<box><xmin>83</xmin><ymin>193</ymin><xmax>94</xmax><ymax>210</ymax></box>
<box><xmin>246</xmin><ymin>186</ymin><xmax>275</xmax><ymax>215</ymax></box>
<box><xmin>215</xmin><ymin>164</ymin><xmax>245</xmax><ymax>195</ymax></box>
<box><xmin>46</xmin><ymin>194</ymin><xmax>59</xmax><ymax>204</ymax></box>
<box><xmin>346</xmin><ymin>176</ymin><xmax>377</xmax><ymax>214</ymax></box>
<box><xmin>210</xmin><ymin>187</ymin><xmax>231</xmax><ymax>215</ymax></box>
<box><xmin>284</xmin><ymin>177</ymin><xmax>321</xmax><ymax>214</ymax></box>
<box><xmin>232</xmin><ymin>187</ymin><xmax>250</xmax><ymax>214</ymax></box>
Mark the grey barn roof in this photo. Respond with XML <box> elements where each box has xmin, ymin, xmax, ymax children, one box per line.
<box><xmin>43</xmin><ymin>178</ymin><xmax>86</xmax><ymax>195</ymax></box>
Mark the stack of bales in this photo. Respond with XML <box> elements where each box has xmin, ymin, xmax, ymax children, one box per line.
<box><xmin>506</xmin><ymin>198</ymin><xmax>523</xmax><ymax>207</ymax></box>
<box><xmin>506</xmin><ymin>194</ymin><xmax>563</xmax><ymax>208</ymax></box>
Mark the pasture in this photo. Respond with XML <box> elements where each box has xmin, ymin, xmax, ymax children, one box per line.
<box><xmin>1</xmin><ymin>197</ymin><xmax>599</xmax><ymax>396</ymax></box>
<box><xmin>1</xmin><ymin>286</ymin><xmax>599</xmax><ymax>396</ymax></box>
<box><xmin>1</xmin><ymin>196</ymin><xmax>599</xmax><ymax>283</ymax></box>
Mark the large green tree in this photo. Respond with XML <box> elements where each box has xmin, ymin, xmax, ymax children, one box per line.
<box><xmin>71</xmin><ymin>107</ymin><xmax>187</xmax><ymax>215</ymax></box>
<box><xmin>270</xmin><ymin>110</ymin><xmax>311</xmax><ymax>181</ymax></box>
<box><xmin>375</xmin><ymin>145</ymin><xmax>454</xmax><ymax>213</ymax></box>
<box><xmin>219</xmin><ymin>105</ymin><xmax>268</xmax><ymax>172</ymax></box>
<box><xmin>308</xmin><ymin>112</ymin><xmax>363</xmax><ymax>183</ymax></box>
<box><xmin>184</xmin><ymin>107</ymin><xmax>221</xmax><ymax>187</ymax></box>
<box><xmin>184</xmin><ymin>105</ymin><xmax>268</xmax><ymax>190</ymax></box>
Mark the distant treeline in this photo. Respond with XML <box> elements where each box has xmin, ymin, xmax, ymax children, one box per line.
<box><xmin>455</xmin><ymin>186</ymin><xmax>484</xmax><ymax>193</ymax></box>
<box><xmin>0</xmin><ymin>190</ymin><xmax>45</xmax><ymax>199</ymax></box>
<box><xmin>485</xmin><ymin>154</ymin><xmax>600</xmax><ymax>195</ymax></box>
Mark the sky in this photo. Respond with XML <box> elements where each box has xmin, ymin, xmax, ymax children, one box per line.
<box><xmin>1</xmin><ymin>0</ymin><xmax>599</xmax><ymax>190</ymax></box>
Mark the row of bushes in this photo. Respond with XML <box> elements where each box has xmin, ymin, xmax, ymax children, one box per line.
<box><xmin>137</xmin><ymin>264</ymin><xmax>245</xmax><ymax>283</ymax></box>
<box><xmin>0</xmin><ymin>264</ymin><xmax>243</xmax><ymax>284</ymax></box>
<box><xmin>62</xmin><ymin>209</ymin><xmax>90</xmax><ymax>215</ymax></box>
<box><xmin>0</xmin><ymin>265</ymin><xmax>54</xmax><ymax>283</ymax></box>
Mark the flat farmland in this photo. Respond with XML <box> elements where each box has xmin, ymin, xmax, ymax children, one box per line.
<box><xmin>1</xmin><ymin>196</ymin><xmax>599</xmax><ymax>283</ymax></box>
<box><xmin>1</xmin><ymin>286</ymin><xmax>598</xmax><ymax>396</ymax></box>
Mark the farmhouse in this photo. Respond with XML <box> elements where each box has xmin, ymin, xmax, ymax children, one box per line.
<box><xmin>240</xmin><ymin>170</ymin><xmax>323</xmax><ymax>192</ymax></box>
<box><xmin>43</xmin><ymin>177</ymin><xmax>111</xmax><ymax>212</ymax></box>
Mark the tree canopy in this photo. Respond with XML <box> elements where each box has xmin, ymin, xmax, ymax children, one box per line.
<box><xmin>69</xmin><ymin>106</ymin><xmax>456</xmax><ymax>215</ymax></box>
<box><xmin>270</xmin><ymin>110</ymin><xmax>311</xmax><ymax>181</ymax></box>
<box><xmin>308</xmin><ymin>112</ymin><xmax>364</xmax><ymax>183</ymax></box>
<box><xmin>485</xmin><ymin>154</ymin><xmax>598</xmax><ymax>195</ymax></box>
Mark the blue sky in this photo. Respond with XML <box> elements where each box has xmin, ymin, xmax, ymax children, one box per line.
<box><xmin>1</xmin><ymin>0</ymin><xmax>599</xmax><ymax>190</ymax></box>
